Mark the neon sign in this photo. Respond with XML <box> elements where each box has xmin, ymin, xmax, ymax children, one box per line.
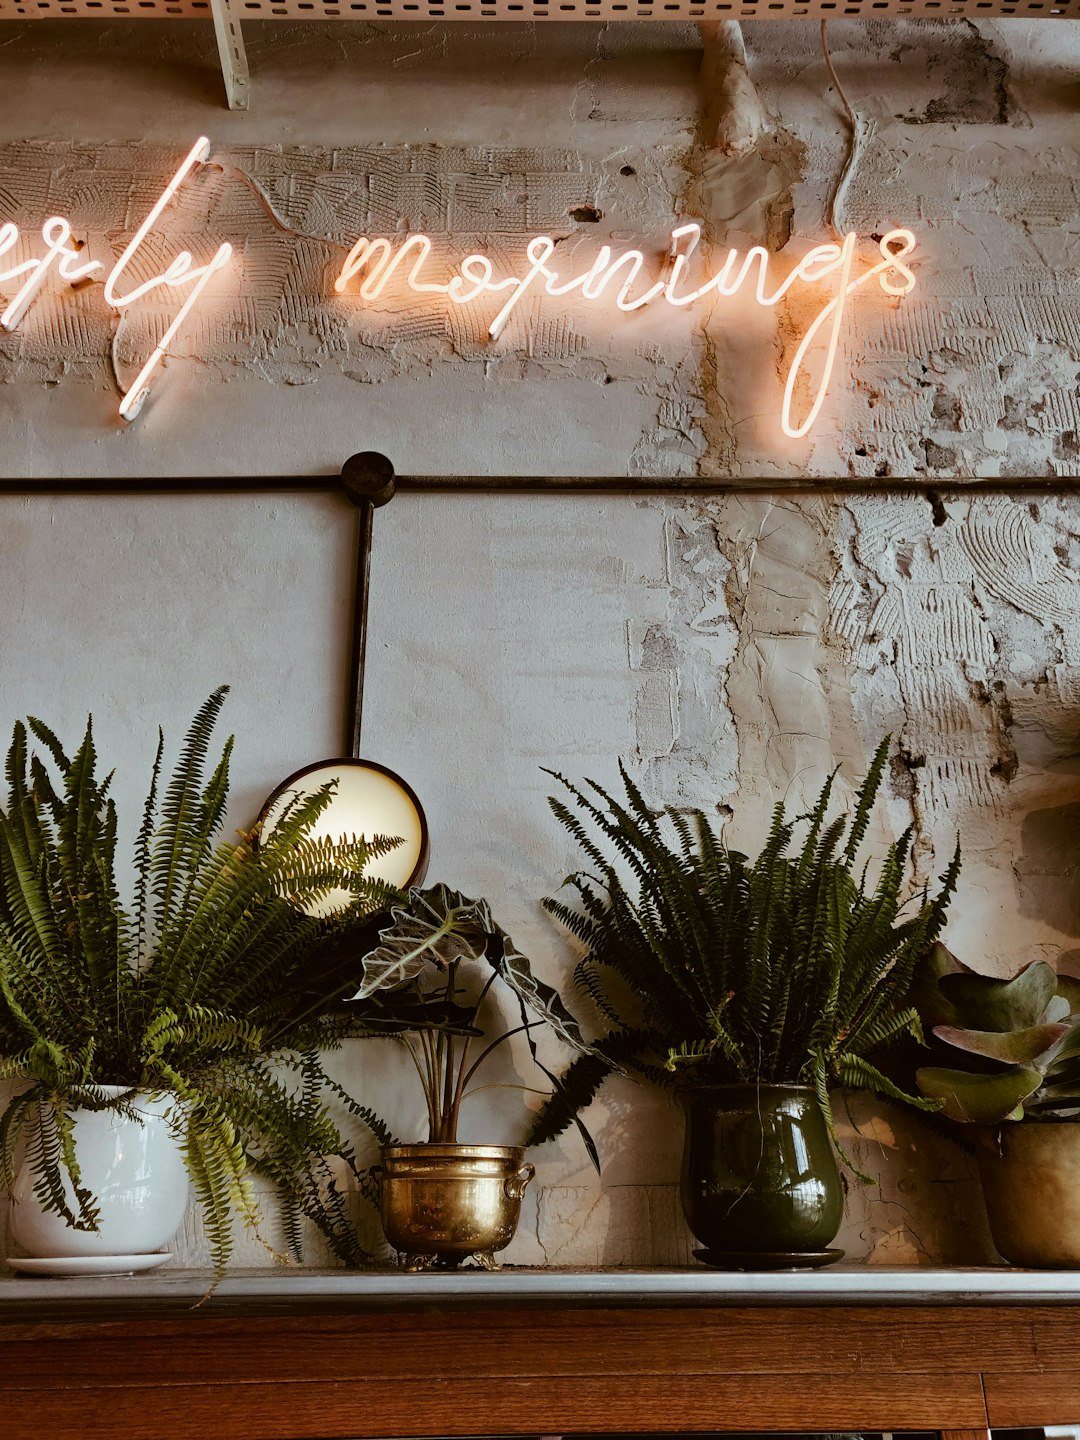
<box><xmin>0</xmin><ymin>137</ymin><xmax>232</xmax><ymax>422</ymax></box>
<box><xmin>334</xmin><ymin>224</ymin><xmax>917</xmax><ymax>441</ymax></box>
<box><xmin>0</xmin><ymin>134</ymin><xmax>918</xmax><ymax>437</ymax></box>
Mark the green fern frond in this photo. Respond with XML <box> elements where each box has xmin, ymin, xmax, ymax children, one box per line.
<box><xmin>539</xmin><ymin>744</ymin><xmax>960</xmax><ymax>1176</ymax></box>
<box><xmin>0</xmin><ymin>691</ymin><xmax>403</xmax><ymax>1276</ymax></box>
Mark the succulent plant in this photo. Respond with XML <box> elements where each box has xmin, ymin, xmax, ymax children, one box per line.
<box><xmin>915</xmin><ymin>943</ymin><xmax>1080</xmax><ymax>1124</ymax></box>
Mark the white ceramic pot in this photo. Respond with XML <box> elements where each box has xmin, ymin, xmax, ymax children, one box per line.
<box><xmin>9</xmin><ymin>1087</ymin><xmax>189</xmax><ymax>1259</ymax></box>
<box><xmin>977</xmin><ymin>1121</ymin><xmax>1080</xmax><ymax>1268</ymax></box>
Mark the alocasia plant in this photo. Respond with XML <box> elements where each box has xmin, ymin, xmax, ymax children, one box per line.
<box><xmin>347</xmin><ymin>883</ymin><xmax>596</xmax><ymax>1165</ymax></box>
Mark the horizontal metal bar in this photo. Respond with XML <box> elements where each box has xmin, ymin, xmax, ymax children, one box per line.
<box><xmin>392</xmin><ymin>474</ymin><xmax>1080</xmax><ymax>495</ymax></box>
<box><xmin>0</xmin><ymin>476</ymin><xmax>1078</xmax><ymax>497</ymax></box>
<box><xmin>0</xmin><ymin>478</ymin><xmax>347</xmax><ymax>496</ymax></box>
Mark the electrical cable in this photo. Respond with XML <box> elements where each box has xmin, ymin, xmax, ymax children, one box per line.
<box><xmin>820</xmin><ymin>20</ymin><xmax>865</xmax><ymax>239</ymax></box>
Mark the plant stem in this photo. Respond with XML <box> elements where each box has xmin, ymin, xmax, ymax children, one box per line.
<box><xmin>448</xmin><ymin>1035</ymin><xmax>472</xmax><ymax>1140</ymax></box>
<box><xmin>400</xmin><ymin>1035</ymin><xmax>437</xmax><ymax>1140</ymax></box>
<box><xmin>433</xmin><ymin>1025</ymin><xmax>446</xmax><ymax>1139</ymax></box>
<box><xmin>470</xmin><ymin>967</ymin><xmax>499</xmax><ymax>1021</ymax></box>
<box><xmin>458</xmin><ymin>1021</ymin><xmax>544</xmax><ymax>1093</ymax></box>
<box><xmin>418</xmin><ymin>1028</ymin><xmax>440</xmax><ymax>1141</ymax></box>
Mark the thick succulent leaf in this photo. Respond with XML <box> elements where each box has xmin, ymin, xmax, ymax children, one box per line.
<box><xmin>916</xmin><ymin>1065</ymin><xmax>1044</xmax><ymax>1123</ymax></box>
<box><xmin>1041</xmin><ymin>1058</ymin><xmax>1080</xmax><ymax>1107</ymax></box>
<box><xmin>910</xmin><ymin>942</ymin><xmax>968</xmax><ymax>1029</ymax></box>
<box><xmin>932</xmin><ymin>1021</ymin><xmax>1069</xmax><ymax>1065</ymax></box>
<box><xmin>1045</xmin><ymin>1022</ymin><xmax>1080</xmax><ymax>1065</ymax></box>
<box><xmin>938</xmin><ymin>960</ymin><xmax>1058</xmax><ymax>1032</ymax></box>
<box><xmin>1055</xmin><ymin>972</ymin><xmax>1080</xmax><ymax>1015</ymax></box>
<box><xmin>1026</xmin><ymin>1089</ymin><xmax>1080</xmax><ymax>1112</ymax></box>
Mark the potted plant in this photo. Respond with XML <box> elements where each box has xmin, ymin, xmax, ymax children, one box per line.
<box><xmin>0</xmin><ymin>687</ymin><xmax>401</xmax><ymax>1277</ymax></box>
<box><xmin>914</xmin><ymin>943</ymin><xmax>1080</xmax><ymax>1267</ymax></box>
<box><xmin>528</xmin><ymin>738</ymin><xmax>960</xmax><ymax>1269</ymax></box>
<box><xmin>346</xmin><ymin>883</ymin><xmax>593</xmax><ymax>1270</ymax></box>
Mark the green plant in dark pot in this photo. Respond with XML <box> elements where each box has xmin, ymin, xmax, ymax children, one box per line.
<box><xmin>914</xmin><ymin>943</ymin><xmax>1080</xmax><ymax>1267</ymax></box>
<box><xmin>0</xmin><ymin>688</ymin><xmax>400</xmax><ymax>1277</ymax></box>
<box><xmin>530</xmin><ymin>738</ymin><xmax>960</xmax><ymax>1267</ymax></box>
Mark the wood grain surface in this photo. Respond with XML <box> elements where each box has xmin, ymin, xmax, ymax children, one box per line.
<box><xmin>0</xmin><ymin>1306</ymin><xmax>1050</xmax><ymax>1386</ymax></box>
<box><xmin>2</xmin><ymin>1301</ymin><xmax>1079</xmax><ymax>1438</ymax></box>
<box><xmin>0</xmin><ymin>1373</ymin><xmax>992</xmax><ymax>1440</ymax></box>
<box><xmin>985</xmin><ymin>1372</ymin><xmax>1080</xmax><ymax>1427</ymax></box>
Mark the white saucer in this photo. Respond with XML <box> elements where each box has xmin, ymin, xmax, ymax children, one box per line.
<box><xmin>5</xmin><ymin>1252</ymin><xmax>171</xmax><ymax>1277</ymax></box>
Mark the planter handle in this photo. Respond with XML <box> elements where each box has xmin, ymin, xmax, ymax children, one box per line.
<box><xmin>504</xmin><ymin>1162</ymin><xmax>535</xmax><ymax>1202</ymax></box>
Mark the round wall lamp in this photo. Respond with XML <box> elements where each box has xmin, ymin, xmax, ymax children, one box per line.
<box><xmin>257</xmin><ymin>451</ymin><xmax>429</xmax><ymax>912</ymax></box>
<box><xmin>258</xmin><ymin>757</ymin><xmax>429</xmax><ymax>914</ymax></box>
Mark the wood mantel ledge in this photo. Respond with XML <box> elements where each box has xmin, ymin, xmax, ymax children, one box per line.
<box><xmin>2</xmin><ymin>1265</ymin><xmax>1080</xmax><ymax>1440</ymax></box>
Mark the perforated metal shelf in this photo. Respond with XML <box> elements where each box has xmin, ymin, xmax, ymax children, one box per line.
<box><xmin>0</xmin><ymin>0</ymin><xmax>1076</xmax><ymax>17</ymax></box>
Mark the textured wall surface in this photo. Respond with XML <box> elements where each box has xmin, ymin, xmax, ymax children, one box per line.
<box><xmin>0</xmin><ymin>17</ymin><xmax>1078</xmax><ymax>1269</ymax></box>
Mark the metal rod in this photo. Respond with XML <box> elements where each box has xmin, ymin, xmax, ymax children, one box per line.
<box><xmin>339</xmin><ymin>452</ymin><xmax>397</xmax><ymax>759</ymax></box>
<box><xmin>2</xmin><ymin>475</ymin><xmax>1077</xmax><ymax>496</ymax></box>
<box><xmin>388</xmin><ymin>475</ymin><xmax>1080</xmax><ymax>495</ymax></box>
<box><xmin>347</xmin><ymin>499</ymin><xmax>375</xmax><ymax>759</ymax></box>
<box><xmin>0</xmin><ymin>478</ymin><xmax>343</xmax><ymax>495</ymax></box>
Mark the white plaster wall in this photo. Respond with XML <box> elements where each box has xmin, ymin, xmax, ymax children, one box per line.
<box><xmin>0</xmin><ymin>17</ymin><xmax>1078</xmax><ymax>1268</ymax></box>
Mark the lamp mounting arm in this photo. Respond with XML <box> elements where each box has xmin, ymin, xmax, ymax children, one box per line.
<box><xmin>340</xmin><ymin>451</ymin><xmax>397</xmax><ymax>760</ymax></box>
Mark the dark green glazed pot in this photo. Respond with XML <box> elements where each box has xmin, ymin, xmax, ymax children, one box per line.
<box><xmin>680</xmin><ymin>1084</ymin><xmax>843</xmax><ymax>1253</ymax></box>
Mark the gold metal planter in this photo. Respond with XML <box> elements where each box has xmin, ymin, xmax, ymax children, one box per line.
<box><xmin>377</xmin><ymin>1143</ymin><xmax>535</xmax><ymax>1272</ymax></box>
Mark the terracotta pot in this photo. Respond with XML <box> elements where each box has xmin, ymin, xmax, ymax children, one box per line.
<box><xmin>377</xmin><ymin>1143</ymin><xmax>534</xmax><ymax>1271</ymax></box>
<box><xmin>681</xmin><ymin>1084</ymin><xmax>844</xmax><ymax>1255</ymax></box>
<box><xmin>9</xmin><ymin>1088</ymin><xmax>188</xmax><ymax>1261</ymax></box>
<box><xmin>977</xmin><ymin>1122</ymin><xmax>1080</xmax><ymax>1267</ymax></box>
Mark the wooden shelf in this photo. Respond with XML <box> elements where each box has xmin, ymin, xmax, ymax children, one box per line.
<box><xmin>2</xmin><ymin>1267</ymin><xmax>1079</xmax><ymax>1438</ymax></box>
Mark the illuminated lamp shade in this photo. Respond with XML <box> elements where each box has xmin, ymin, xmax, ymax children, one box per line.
<box><xmin>258</xmin><ymin>758</ymin><xmax>429</xmax><ymax>917</ymax></box>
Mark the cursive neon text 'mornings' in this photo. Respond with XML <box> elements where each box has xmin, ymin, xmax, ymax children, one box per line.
<box><xmin>334</xmin><ymin>223</ymin><xmax>918</xmax><ymax>439</ymax></box>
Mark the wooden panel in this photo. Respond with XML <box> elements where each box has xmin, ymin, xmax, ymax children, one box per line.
<box><xmin>0</xmin><ymin>1372</ymin><xmax>991</xmax><ymax>1440</ymax></box>
<box><xmin>0</xmin><ymin>1305</ymin><xmax>1051</xmax><ymax>1386</ymax></box>
<box><xmin>985</xmin><ymin>1371</ymin><xmax>1080</xmax><ymax>1427</ymax></box>
<box><xmin>1001</xmin><ymin>1309</ymin><xmax>1080</xmax><ymax>1369</ymax></box>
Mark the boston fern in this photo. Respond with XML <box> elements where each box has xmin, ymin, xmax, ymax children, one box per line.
<box><xmin>527</xmin><ymin>738</ymin><xmax>960</xmax><ymax>1172</ymax></box>
<box><xmin>0</xmin><ymin>687</ymin><xmax>401</xmax><ymax>1274</ymax></box>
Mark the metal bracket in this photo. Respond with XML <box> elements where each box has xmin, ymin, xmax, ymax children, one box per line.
<box><xmin>209</xmin><ymin>0</ymin><xmax>250</xmax><ymax>112</ymax></box>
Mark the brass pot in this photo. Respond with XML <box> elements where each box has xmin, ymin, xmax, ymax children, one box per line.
<box><xmin>377</xmin><ymin>1143</ymin><xmax>535</xmax><ymax>1271</ymax></box>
